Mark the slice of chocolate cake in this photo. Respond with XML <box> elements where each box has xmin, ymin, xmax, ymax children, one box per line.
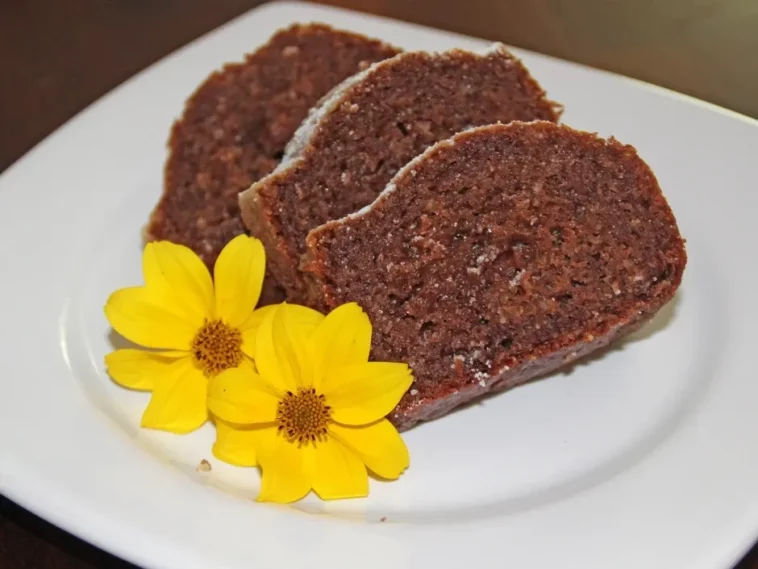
<box><xmin>145</xmin><ymin>23</ymin><xmax>400</xmax><ymax>305</ymax></box>
<box><xmin>238</xmin><ymin>46</ymin><xmax>562</xmax><ymax>301</ymax></box>
<box><xmin>302</xmin><ymin>122</ymin><xmax>687</xmax><ymax>431</ymax></box>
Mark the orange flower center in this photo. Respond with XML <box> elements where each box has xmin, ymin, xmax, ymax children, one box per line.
<box><xmin>191</xmin><ymin>319</ymin><xmax>243</xmax><ymax>377</ymax></box>
<box><xmin>276</xmin><ymin>387</ymin><xmax>332</xmax><ymax>446</ymax></box>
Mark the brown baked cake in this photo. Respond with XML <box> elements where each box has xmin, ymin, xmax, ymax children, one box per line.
<box><xmin>302</xmin><ymin>122</ymin><xmax>687</xmax><ymax>431</ymax></box>
<box><xmin>239</xmin><ymin>46</ymin><xmax>562</xmax><ymax>301</ymax></box>
<box><xmin>145</xmin><ymin>23</ymin><xmax>400</xmax><ymax>305</ymax></box>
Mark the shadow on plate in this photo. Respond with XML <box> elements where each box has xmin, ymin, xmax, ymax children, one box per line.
<box><xmin>439</xmin><ymin>293</ymin><xmax>682</xmax><ymax>420</ymax></box>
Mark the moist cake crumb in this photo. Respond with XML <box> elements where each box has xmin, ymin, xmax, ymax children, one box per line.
<box><xmin>239</xmin><ymin>45</ymin><xmax>561</xmax><ymax>301</ymax></box>
<box><xmin>145</xmin><ymin>23</ymin><xmax>399</xmax><ymax>305</ymax></box>
<box><xmin>302</xmin><ymin>122</ymin><xmax>686</xmax><ymax>431</ymax></box>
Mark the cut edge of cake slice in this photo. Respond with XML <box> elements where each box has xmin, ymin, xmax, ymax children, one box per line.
<box><xmin>144</xmin><ymin>22</ymin><xmax>401</xmax><ymax>305</ymax></box>
<box><xmin>302</xmin><ymin>121</ymin><xmax>687</xmax><ymax>430</ymax></box>
<box><xmin>238</xmin><ymin>44</ymin><xmax>563</xmax><ymax>302</ymax></box>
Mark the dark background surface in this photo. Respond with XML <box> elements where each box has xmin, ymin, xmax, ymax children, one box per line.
<box><xmin>1</xmin><ymin>0</ymin><xmax>757</xmax><ymax>567</ymax></box>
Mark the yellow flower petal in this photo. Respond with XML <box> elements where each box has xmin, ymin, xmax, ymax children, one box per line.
<box><xmin>311</xmin><ymin>437</ymin><xmax>368</xmax><ymax>500</ymax></box>
<box><xmin>311</xmin><ymin>303</ymin><xmax>372</xmax><ymax>386</ymax></box>
<box><xmin>272</xmin><ymin>304</ymin><xmax>317</xmax><ymax>388</ymax></box>
<box><xmin>330</xmin><ymin>419</ymin><xmax>410</xmax><ymax>480</ymax></box>
<box><xmin>253</xmin><ymin>305</ymin><xmax>296</xmax><ymax>391</ymax></box>
<box><xmin>323</xmin><ymin>362</ymin><xmax>413</xmax><ymax>426</ymax></box>
<box><xmin>255</xmin><ymin>304</ymin><xmax>324</xmax><ymax>391</ymax></box>
<box><xmin>140</xmin><ymin>358</ymin><xmax>208</xmax><ymax>433</ymax></box>
<box><xmin>241</xmin><ymin>302</ymin><xmax>323</xmax><ymax>359</ymax></box>
<box><xmin>104</xmin><ymin>286</ymin><xmax>198</xmax><ymax>350</ymax></box>
<box><xmin>256</xmin><ymin>427</ymin><xmax>313</xmax><ymax>503</ymax></box>
<box><xmin>207</xmin><ymin>362</ymin><xmax>279</xmax><ymax>425</ymax></box>
<box><xmin>143</xmin><ymin>241</ymin><xmax>214</xmax><ymax>325</ymax></box>
<box><xmin>239</xmin><ymin>304</ymin><xmax>277</xmax><ymax>359</ymax></box>
<box><xmin>212</xmin><ymin>418</ymin><xmax>265</xmax><ymax>467</ymax></box>
<box><xmin>104</xmin><ymin>349</ymin><xmax>184</xmax><ymax>391</ymax></box>
<box><xmin>214</xmin><ymin>235</ymin><xmax>266</xmax><ymax>328</ymax></box>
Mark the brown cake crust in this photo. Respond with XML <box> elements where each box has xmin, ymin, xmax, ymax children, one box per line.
<box><xmin>145</xmin><ymin>23</ymin><xmax>400</xmax><ymax>305</ymax></box>
<box><xmin>239</xmin><ymin>46</ymin><xmax>562</xmax><ymax>301</ymax></box>
<box><xmin>302</xmin><ymin>122</ymin><xmax>687</xmax><ymax>431</ymax></box>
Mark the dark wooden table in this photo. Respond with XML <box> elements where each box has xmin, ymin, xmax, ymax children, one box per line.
<box><xmin>1</xmin><ymin>0</ymin><xmax>757</xmax><ymax>567</ymax></box>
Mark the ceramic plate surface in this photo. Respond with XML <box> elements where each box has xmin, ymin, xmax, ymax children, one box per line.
<box><xmin>1</xmin><ymin>2</ymin><xmax>758</xmax><ymax>568</ymax></box>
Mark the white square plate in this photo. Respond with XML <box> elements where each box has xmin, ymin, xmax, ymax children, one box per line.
<box><xmin>1</xmin><ymin>2</ymin><xmax>758</xmax><ymax>568</ymax></box>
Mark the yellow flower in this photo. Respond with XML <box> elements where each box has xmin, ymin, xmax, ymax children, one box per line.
<box><xmin>208</xmin><ymin>302</ymin><xmax>413</xmax><ymax>503</ymax></box>
<box><xmin>104</xmin><ymin>235</ymin><xmax>267</xmax><ymax>434</ymax></box>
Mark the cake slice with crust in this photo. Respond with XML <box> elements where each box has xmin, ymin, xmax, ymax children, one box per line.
<box><xmin>302</xmin><ymin>122</ymin><xmax>687</xmax><ymax>431</ymax></box>
<box><xmin>145</xmin><ymin>23</ymin><xmax>400</xmax><ymax>305</ymax></box>
<box><xmin>239</xmin><ymin>46</ymin><xmax>562</xmax><ymax>301</ymax></box>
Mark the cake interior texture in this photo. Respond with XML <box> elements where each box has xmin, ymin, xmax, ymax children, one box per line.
<box><xmin>304</xmin><ymin>122</ymin><xmax>687</xmax><ymax>430</ymax></box>
<box><xmin>146</xmin><ymin>23</ymin><xmax>400</xmax><ymax>304</ymax></box>
<box><xmin>241</xmin><ymin>47</ymin><xmax>562</xmax><ymax>300</ymax></box>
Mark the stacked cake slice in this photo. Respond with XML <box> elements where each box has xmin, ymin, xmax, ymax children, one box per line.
<box><xmin>303</xmin><ymin>122</ymin><xmax>686</xmax><ymax>430</ymax></box>
<box><xmin>239</xmin><ymin>46</ymin><xmax>562</xmax><ymax>300</ymax></box>
<box><xmin>146</xmin><ymin>23</ymin><xmax>400</xmax><ymax>305</ymax></box>
<box><xmin>148</xmin><ymin>23</ymin><xmax>686</xmax><ymax>430</ymax></box>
